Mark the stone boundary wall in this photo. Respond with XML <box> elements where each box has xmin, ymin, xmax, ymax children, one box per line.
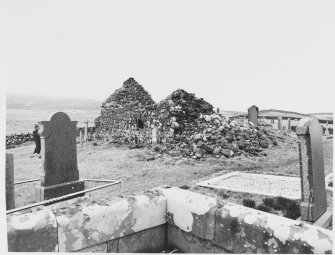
<box><xmin>7</xmin><ymin>186</ymin><xmax>333</xmax><ymax>253</ymax></box>
<box><xmin>6</xmin><ymin>127</ymin><xmax>96</xmax><ymax>148</ymax></box>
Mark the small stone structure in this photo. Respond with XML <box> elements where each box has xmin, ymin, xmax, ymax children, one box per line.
<box><xmin>6</xmin><ymin>153</ymin><xmax>15</xmax><ymax>210</ymax></box>
<box><xmin>35</xmin><ymin>112</ymin><xmax>85</xmax><ymax>201</ymax></box>
<box><xmin>296</xmin><ymin>118</ymin><xmax>327</xmax><ymax>222</ymax></box>
<box><xmin>248</xmin><ymin>105</ymin><xmax>258</xmax><ymax>125</ymax></box>
<box><xmin>277</xmin><ymin>116</ymin><xmax>283</xmax><ymax>130</ymax></box>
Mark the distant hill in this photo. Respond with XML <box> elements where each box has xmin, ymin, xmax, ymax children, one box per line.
<box><xmin>7</xmin><ymin>94</ymin><xmax>101</xmax><ymax>110</ymax></box>
<box><xmin>259</xmin><ymin>109</ymin><xmax>308</xmax><ymax>119</ymax></box>
<box><xmin>219</xmin><ymin>108</ymin><xmax>333</xmax><ymax>122</ymax></box>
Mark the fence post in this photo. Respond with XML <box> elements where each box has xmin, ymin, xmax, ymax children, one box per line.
<box><xmin>6</xmin><ymin>153</ymin><xmax>15</xmax><ymax>210</ymax></box>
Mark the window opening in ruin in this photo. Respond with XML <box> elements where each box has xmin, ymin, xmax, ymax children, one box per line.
<box><xmin>137</xmin><ymin>119</ymin><xmax>144</xmax><ymax>129</ymax></box>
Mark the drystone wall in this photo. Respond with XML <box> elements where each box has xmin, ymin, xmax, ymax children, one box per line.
<box><xmin>6</xmin><ymin>127</ymin><xmax>96</xmax><ymax>148</ymax></box>
<box><xmin>7</xmin><ymin>186</ymin><xmax>332</xmax><ymax>253</ymax></box>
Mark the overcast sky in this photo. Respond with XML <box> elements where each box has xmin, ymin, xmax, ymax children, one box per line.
<box><xmin>1</xmin><ymin>0</ymin><xmax>334</xmax><ymax>113</ymax></box>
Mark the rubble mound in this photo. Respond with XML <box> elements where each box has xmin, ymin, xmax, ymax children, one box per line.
<box><xmin>152</xmin><ymin>89</ymin><xmax>214</xmax><ymax>142</ymax></box>
<box><xmin>154</xmin><ymin>111</ymin><xmax>277</xmax><ymax>159</ymax></box>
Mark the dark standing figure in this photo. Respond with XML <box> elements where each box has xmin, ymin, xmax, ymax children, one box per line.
<box><xmin>33</xmin><ymin>124</ymin><xmax>41</xmax><ymax>158</ymax></box>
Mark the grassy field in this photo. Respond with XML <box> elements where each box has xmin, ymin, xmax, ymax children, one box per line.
<box><xmin>7</xmin><ymin>130</ymin><xmax>333</xmax><ymax>216</ymax></box>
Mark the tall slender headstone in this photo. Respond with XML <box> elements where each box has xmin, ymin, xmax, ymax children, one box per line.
<box><xmin>277</xmin><ymin>116</ymin><xmax>283</xmax><ymax>130</ymax></box>
<box><xmin>80</xmin><ymin>129</ymin><xmax>83</xmax><ymax>148</ymax></box>
<box><xmin>248</xmin><ymin>105</ymin><xmax>259</xmax><ymax>125</ymax></box>
<box><xmin>217</xmin><ymin>108</ymin><xmax>220</xmax><ymax>114</ymax></box>
<box><xmin>84</xmin><ymin>121</ymin><xmax>89</xmax><ymax>143</ymax></box>
<box><xmin>287</xmin><ymin>118</ymin><xmax>291</xmax><ymax>132</ymax></box>
<box><xmin>6</xmin><ymin>153</ymin><xmax>15</xmax><ymax>210</ymax></box>
<box><xmin>296</xmin><ymin>118</ymin><xmax>327</xmax><ymax>222</ymax></box>
<box><xmin>35</xmin><ymin>112</ymin><xmax>85</xmax><ymax>201</ymax></box>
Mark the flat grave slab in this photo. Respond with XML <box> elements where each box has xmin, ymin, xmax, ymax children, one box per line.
<box><xmin>196</xmin><ymin>172</ymin><xmax>301</xmax><ymax>200</ymax></box>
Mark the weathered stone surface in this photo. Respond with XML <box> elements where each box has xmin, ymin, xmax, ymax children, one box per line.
<box><xmin>36</xmin><ymin>112</ymin><xmax>85</xmax><ymax>201</ymax></box>
<box><xmin>155</xmin><ymin>186</ymin><xmax>217</xmax><ymax>240</ymax></box>
<box><xmin>39</xmin><ymin>112</ymin><xmax>79</xmax><ymax>186</ymax></box>
<box><xmin>54</xmin><ymin>192</ymin><xmax>166</xmax><ymax>252</ymax></box>
<box><xmin>248</xmin><ymin>105</ymin><xmax>258</xmax><ymax>126</ymax></box>
<box><xmin>152</xmin><ymin>127</ymin><xmax>159</xmax><ymax>144</ymax></box>
<box><xmin>7</xmin><ymin>208</ymin><xmax>58</xmax><ymax>252</ymax></box>
<box><xmin>6</xmin><ymin>153</ymin><xmax>15</xmax><ymax>210</ymax></box>
<box><xmin>75</xmin><ymin>243</ymin><xmax>107</xmax><ymax>253</ymax></box>
<box><xmin>106</xmin><ymin>239</ymin><xmax>118</xmax><ymax>253</ymax></box>
<box><xmin>214</xmin><ymin>201</ymin><xmax>333</xmax><ymax>254</ymax></box>
<box><xmin>296</xmin><ymin>118</ymin><xmax>327</xmax><ymax>222</ymax></box>
<box><xmin>117</xmin><ymin>225</ymin><xmax>167</xmax><ymax>253</ymax></box>
<box><xmin>278</xmin><ymin>116</ymin><xmax>283</xmax><ymax>130</ymax></box>
<box><xmin>167</xmin><ymin>224</ymin><xmax>229</xmax><ymax>253</ymax></box>
<box><xmin>287</xmin><ymin>118</ymin><xmax>291</xmax><ymax>132</ymax></box>
<box><xmin>35</xmin><ymin>180</ymin><xmax>85</xmax><ymax>201</ymax></box>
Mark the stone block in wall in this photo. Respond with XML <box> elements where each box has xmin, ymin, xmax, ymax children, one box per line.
<box><xmin>7</xmin><ymin>208</ymin><xmax>58</xmax><ymax>252</ymax></box>
<box><xmin>155</xmin><ymin>186</ymin><xmax>218</xmax><ymax>240</ymax></box>
<box><xmin>167</xmin><ymin>224</ymin><xmax>229</xmax><ymax>253</ymax></box>
<box><xmin>75</xmin><ymin>243</ymin><xmax>107</xmax><ymax>253</ymax></box>
<box><xmin>53</xmin><ymin>191</ymin><xmax>167</xmax><ymax>252</ymax></box>
<box><xmin>106</xmin><ymin>224</ymin><xmax>167</xmax><ymax>253</ymax></box>
<box><xmin>214</xmin><ymin>201</ymin><xmax>333</xmax><ymax>254</ymax></box>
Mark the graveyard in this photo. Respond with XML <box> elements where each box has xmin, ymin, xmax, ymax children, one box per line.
<box><xmin>5</xmin><ymin>79</ymin><xmax>334</xmax><ymax>253</ymax></box>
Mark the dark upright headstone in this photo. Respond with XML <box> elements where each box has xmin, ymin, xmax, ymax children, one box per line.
<box><xmin>6</xmin><ymin>153</ymin><xmax>15</xmax><ymax>210</ymax></box>
<box><xmin>35</xmin><ymin>112</ymin><xmax>85</xmax><ymax>201</ymax></box>
<box><xmin>248</xmin><ymin>105</ymin><xmax>258</xmax><ymax>125</ymax></box>
<box><xmin>296</xmin><ymin>118</ymin><xmax>327</xmax><ymax>222</ymax></box>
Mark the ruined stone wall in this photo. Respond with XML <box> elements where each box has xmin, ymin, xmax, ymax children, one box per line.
<box><xmin>7</xmin><ymin>186</ymin><xmax>333</xmax><ymax>253</ymax></box>
<box><xmin>94</xmin><ymin>78</ymin><xmax>158</xmax><ymax>144</ymax></box>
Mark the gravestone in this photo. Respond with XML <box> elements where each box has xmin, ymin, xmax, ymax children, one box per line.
<box><xmin>287</xmin><ymin>118</ymin><xmax>291</xmax><ymax>132</ymax></box>
<box><xmin>296</xmin><ymin>118</ymin><xmax>327</xmax><ymax>222</ymax></box>
<box><xmin>247</xmin><ymin>105</ymin><xmax>258</xmax><ymax>125</ymax></box>
<box><xmin>35</xmin><ymin>112</ymin><xmax>85</xmax><ymax>202</ymax></box>
<box><xmin>84</xmin><ymin>121</ymin><xmax>89</xmax><ymax>143</ymax></box>
<box><xmin>217</xmin><ymin>108</ymin><xmax>220</xmax><ymax>114</ymax></box>
<box><xmin>277</xmin><ymin>116</ymin><xmax>283</xmax><ymax>130</ymax></box>
<box><xmin>6</xmin><ymin>153</ymin><xmax>15</xmax><ymax>210</ymax></box>
<box><xmin>325</xmin><ymin>122</ymin><xmax>329</xmax><ymax>135</ymax></box>
<box><xmin>80</xmin><ymin>129</ymin><xmax>83</xmax><ymax>148</ymax></box>
<box><xmin>152</xmin><ymin>127</ymin><xmax>159</xmax><ymax>144</ymax></box>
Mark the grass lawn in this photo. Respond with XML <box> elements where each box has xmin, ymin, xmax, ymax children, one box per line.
<box><xmin>7</xmin><ymin>131</ymin><xmax>333</xmax><ymax>219</ymax></box>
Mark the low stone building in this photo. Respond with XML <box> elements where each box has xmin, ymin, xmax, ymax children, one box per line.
<box><xmin>95</xmin><ymin>78</ymin><xmax>278</xmax><ymax>158</ymax></box>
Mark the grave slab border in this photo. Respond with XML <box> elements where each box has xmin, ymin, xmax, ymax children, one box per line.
<box><xmin>196</xmin><ymin>171</ymin><xmax>301</xmax><ymax>200</ymax></box>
